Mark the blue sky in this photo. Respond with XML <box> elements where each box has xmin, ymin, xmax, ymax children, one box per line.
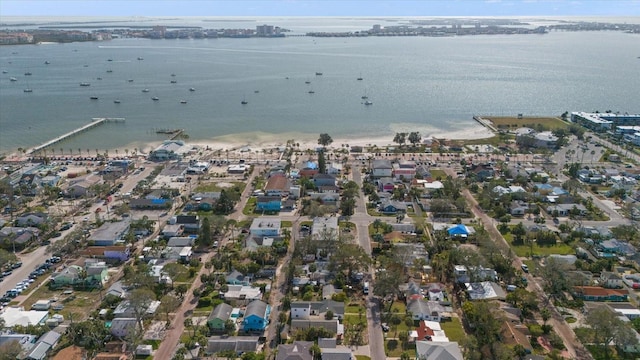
<box><xmin>1</xmin><ymin>0</ymin><xmax>639</xmax><ymax>17</ymax></box>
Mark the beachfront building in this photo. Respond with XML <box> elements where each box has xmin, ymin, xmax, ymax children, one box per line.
<box><xmin>149</xmin><ymin>140</ymin><xmax>190</xmax><ymax>161</ymax></box>
<box><xmin>571</xmin><ymin>112</ymin><xmax>640</xmax><ymax>131</ymax></box>
<box><xmin>372</xmin><ymin>159</ymin><xmax>393</xmax><ymax>178</ymax></box>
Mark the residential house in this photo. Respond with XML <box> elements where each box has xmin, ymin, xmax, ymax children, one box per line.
<box><xmin>265</xmin><ymin>174</ymin><xmax>290</xmax><ymax>197</ymax></box>
<box><xmin>206</xmin><ymin>336</ymin><xmax>259</xmax><ymax>355</ymax></box>
<box><xmin>174</xmin><ymin>215</ymin><xmax>199</xmax><ymax>234</ymax></box>
<box><xmin>378</xmin><ymin>199</ymin><xmax>407</xmax><ymax>214</ymax></box>
<box><xmin>110</xmin><ymin>318</ymin><xmax>137</xmax><ymax>338</ymax></box>
<box><xmin>606</xmin><ymin>303</ymin><xmax>640</xmax><ymax>321</ymax></box>
<box><xmin>129</xmin><ymin>198</ymin><xmax>172</xmax><ymax>210</ymax></box>
<box><xmin>546</xmin><ymin>204</ymin><xmax>587</xmax><ymax>217</ymax></box>
<box><xmin>290</xmin><ymin>319</ymin><xmax>341</xmax><ymax>336</ymax></box>
<box><xmin>510</xmin><ymin>201</ymin><xmax>529</xmax><ymax>216</ymax></box>
<box><xmin>16</xmin><ymin>212</ymin><xmax>48</xmax><ymax>227</ymax></box>
<box><xmin>64</xmin><ymin>177</ymin><xmax>101</xmax><ymax>198</ymax></box>
<box><xmin>377</xmin><ymin>177</ymin><xmax>396</xmax><ymax>193</ymax></box>
<box><xmin>226</xmin><ymin>269</ymin><xmax>249</xmax><ymax>285</ymax></box>
<box><xmin>207</xmin><ymin>303</ymin><xmax>234</xmax><ymax>332</ymax></box>
<box><xmin>250</xmin><ymin>217</ymin><xmax>281</xmax><ymax>238</ymax></box>
<box><xmin>113</xmin><ymin>299</ymin><xmax>160</xmax><ymax>318</ymax></box>
<box><xmin>88</xmin><ymin>220</ymin><xmax>131</xmax><ymax>246</ymax></box>
<box><xmin>598</xmin><ymin>239</ymin><xmax>636</xmax><ymax>257</ymax></box>
<box><xmin>276</xmin><ymin>341</ymin><xmax>313</xmax><ymax>360</ymax></box>
<box><xmin>85</xmin><ymin>259</ymin><xmax>109</xmax><ymax>285</ymax></box>
<box><xmin>242</xmin><ymin>300</ymin><xmax>270</xmax><ymax>332</ymax></box>
<box><xmin>469</xmin><ymin>164</ymin><xmax>495</xmax><ymax>182</ymax></box>
<box><xmin>415</xmin><ymin>341</ymin><xmax>463</xmax><ymax>360</ymax></box>
<box><xmin>407</xmin><ymin>299</ymin><xmax>446</xmax><ymax>321</ymax></box>
<box><xmin>25</xmin><ymin>330</ymin><xmax>61</xmax><ymax>360</ymax></box>
<box><xmin>162</xmin><ymin>224</ymin><xmax>183</xmax><ymax>238</ymax></box>
<box><xmin>601</xmin><ymin>272</ymin><xmax>624</xmax><ymax>288</ymax></box>
<box><xmin>393</xmin><ymin>160</ymin><xmax>417</xmax><ymax>181</ymax></box>
<box><xmin>327</xmin><ymin>162</ymin><xmax>343</xmax><ymax>175</ymax></box>
<box><xmin>222</xmin><ymin>285</ymin><xmax>262</xmax><ymax>303</ymax></box>
<box><xmin>320</xmin><ymin>347</ymin><xmax>352</xmax><ymax>360</ymax></box>
<box><xmin>0</xmin><ymin>226</ymin><xmax>38</xmax><ymax>249</ymax></box>
<box><xmin>372</xmin><ymin>159</ymin><xmax>393</xmax><ymax>178</ymax></box>
<box><xmin>464</xmin><ymin>282</ymin><xmax>506</xmax><ymax>301</ymax></box>
<box><xmin>256</xmin><ymin>196</ymin><xmax>282</xmax><ymax>212</ymax></box>
<box><xmin>447</xmin><ymin>224</ymin><xmax>474</xmax><ymax>239</ymax></box>
<box><xmin>0</xmin><ymin>307</ymin><xmax>49</xmax><ymax>327</ymax></box>
<box><xmin>314</xmin><ymin>174</ymin><xmax>337</xmax><ymax>187</ymax></box>
<box><xmin>50</xmin><ymin>265</ymin><xmax>83</xmax><ymax>288</ymax></box>
<box><xmin>290</xmin><ymin>300</ymin><xmax>345</xmax><ymax>320</ymax></box>
<box><xmin>167</xmin><ymin>236</ymin><xmax>194</xmax><ymax>247</ymax></box>
<box><xmin>501</xmin><ymin>321</ymin><xmax>532</xmax><ymax>354</ymax></box>
<box><xmin>80</xmin><ymin>246</ymin><xmax>130</xmax><ymax>262</ymax></box>
<box><xmin>413</xmin><ymin>320</ymin><xmax>449</xmax><ymax>342</ymax></box>
<box><xmin>573</xmin><ymin>286</ymin><xmax>629</xmax><ymax>302</ymax></box>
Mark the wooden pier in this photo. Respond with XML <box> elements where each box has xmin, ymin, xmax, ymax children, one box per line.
<box><xmin>28</xmin><ymin>117</ymin><xmax>125</xmax><ymax>154</ymax></box>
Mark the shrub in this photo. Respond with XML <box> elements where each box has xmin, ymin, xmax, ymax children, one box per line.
<box><xmin>197</xmin><ymin>297</ymin><xmax>212</xmax><ymax>308</ymax></box>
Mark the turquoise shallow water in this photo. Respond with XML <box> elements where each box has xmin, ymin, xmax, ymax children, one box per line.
<box><xmin>1</xmin><ymin>29</ymin><xmax>639</xmax><ymax>153</ymax></box>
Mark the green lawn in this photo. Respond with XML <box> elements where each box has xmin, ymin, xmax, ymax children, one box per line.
<box><xmin>344</xmin><ymin>314</ymin><xmax>367</xmax><ymax>327</ymax></box>
<box><xmin>195</xmin><ymin>181</ymin><xmax>246</xmax><ymax>193</ymax></box>
<box><xmin>242</xmin><ymin>197</ymin><xmax>257</xmax><ymax>215</ymax></box>
<box><xmin>510</xmin><ymin>242</ymin><xmax>574</xmax><ymax>257</ymax></box>
<box><xmin>385</xmin><ymin>339</ymin><xmax>405</xmax><ymax>357</ymax></box>
<box><xmin>441</xmin><ymin>317</ymin><xmax>466</xmax><ymax>342</ymax></box>
<box><xmin>281</xmin><ymin>220</ymin><xmax>292</xmax><ymax>228</ymax></box>
<box><xmin>355</xmin><ymin>356</ymin><xmax>371</xmax><ymax>360</ymax></box>
<box><xmin>429</xmin><ymin>169</ymin><xmax>447</xmax><ymax>180</ymax></box>
<box><xmin>345</xmin><ymin>304</ymin><xmax>365</xmax><ymax>314</ymax></box>
<box><xmin>486</xmin><ymin>116</ymin><xmax>568</xmax><ymax>130</ymax></box>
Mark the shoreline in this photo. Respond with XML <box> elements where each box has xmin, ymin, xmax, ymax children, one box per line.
<box><xmin>2</xmin><ymin>126</ymin><xmax>494</xmax><ymax>161</ymax></box>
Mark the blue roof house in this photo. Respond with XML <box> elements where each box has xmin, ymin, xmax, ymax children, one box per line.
<box><xmin>447</xmin><ymin>224</ymin><xmax>474</xmax><ymax>238</ymax></box>
<box><xmin>256</xmin><ymin>196</ymin><xmax>282</xmax><ymax>212</ymax></box>
<box><xmin>243</xmin><ymin>300</ymin><xmax>270</xmax><ymax>332</ymax></box>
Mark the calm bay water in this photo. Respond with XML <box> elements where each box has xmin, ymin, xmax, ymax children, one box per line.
<box><xmin>1</xmin><ymin>24</ymin><xmax>639</xmax><ymax>154</ymax></box>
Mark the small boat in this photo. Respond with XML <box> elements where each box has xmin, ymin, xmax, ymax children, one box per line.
<box><xmin>315</xmin><ymin>72</ymin><xmax>323</xmax><ymax>76</ymax></box>
<box><xmin>2</xmin><ymin>70</ymin><xmax>7</xmax><ymax>74</ymax></box>
<box><xmin>9</xmin><ymin>77</ymin><xmax>17</xmax><ymax>82</ymax></box>
<box><xmin>189</xmin><ymin>88</ymin><xmax>196</xmax><ymax>92</ymax></box>
<box><xmin>24</xmin><ymin>72</ymin><xmax>32</xmax><ymax>76</ymax></box>
<box><xmin>97</xmin><ymin>77</ymin><xmax>102</xmax><ymax>80</ymax></box>
<box><xmin>285</xmin><ymin>77</ymin><xmax>289</xmax><ymax>79</ymax></box>
<box><xmin>254</xmin><ymin>90</ymin><xmax>259</xmax><ymax>93</ymax></box>
<box><xmin>305</xmin><ymin>80</ymin><xmax>311</xmax><ymax>84</ymax></box>
<box><xmin>23</xmin><ymin>88</ymin><xmax>33</xmax><ymax>93</ymax></box>
<box><xmin>114</xmin><ymin>99</ymin><xmax>121</xmax><ymax>104</ymax></box>
<box><xmin>241</xmin><ymin>100</ymin><xmax>248</xmax><ymax>105</ymax></box>
<box><xmin>107</xmin><ymin>59</ymin><xmax>113</xmax><ymax>61</ymax></box>
<box><xmin>171</xmin><ymin>74</ymin><xmax>176</xmax><ymax>77</ymax></box>
<box><xmin>128</xmin><ymin>79</ymin><xmax>134</xmax><ymax>82</ymax></box>
<box><xmin>364</xmin><ymin>100</ymin><xmax>373</xmax><ymax>105</ymax></box>
<box><xmin>308</xmin><ymin>90</ymin><xmax>315</xmax><ymax>94</ymax></box>
<box><xmin>90</xmin><ymin>96</ymin><xmax>99</xmax><ymax>100</ymax></box>
<box><xmin>361</xmin><ymin>95</ymin><xmax>368</xmax><ymax>100</ymax></box>
<box><xmin>152</xmin><ymin>96</ymin><xmax>159</xmax><ymax>101</ymax></box>
<box><xmin>357</xmin><ymin>77</ymin><xmax>363</xmax><ymax>81</ymax></box>
<box><xmin>44</xmin><ymin>61</ymin><xmax>50</xmax><ymax>65</ymax></box>
<box><xmin>170</xmin><ymin>80</ymin><xmax>177</xmax><ymax>84</ymax></box>
<box><xmin>142</xmin><ymin>88</ymin><xmax>150</xmax><ymax>93</ymax></box>
<box><xmin>180</xmin><ymin>100</ymin><xmax>187</xmax><ymax>104</ymax></box>
<box><xmin>137</xmin><ymin>57</ymin><xmax>144</xmax><ymax>60</ymax></box>
<box><xmin>80</xmin><ymin>82</ymin><xmax>91</xmax><ymax>87</ymax></box>
<box><xmin>83</xmin><ymin>65</ymin><xmax>88</xmax><ymax>67</ymax></box>
<box><xmin>106</xmin><ymin>69</ymin><xmax>113</xmax><ymax>73</ymax></box>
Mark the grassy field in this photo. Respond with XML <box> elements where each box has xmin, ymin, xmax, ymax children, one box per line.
<box><xmin>485</xmin><ymin>116</ymin><xmax>568</xmax><ymax>130</ymax></box>
<box><xmin>355</xmin><ymin>356</ymin><xmax>371</xmax><ymax>360</ymax></box>
<box><xmin>22</xmin><ymin>285</ymin><xmax>103</xmax><ymax>322</ymax></box>
<box><xmin>242</xmin><ymin>197</ymin><xmax>256</xmax><ymax>215</ymax></box>
<box><xmin>441</xmin><ymin>317</ymin><xmax>466</xmax><ymax>342</ymax></box>
<box><xmin>195</xmin><ymin>181</ymin><xmax>245</xmax><ymax>193</ymax></box>
<box><xmin>344</xmin><ymin>314</ymin><xmax>367</xmax><ymax>327</ymax></box>
<box><xmin>429</xmin><ymin>169</ymin><xmax>447</xmax><ymax>180</ymax></box>
<box><xmin>345</xmin><ymin>304</ymin><xmax>366</xmax><ymax>314</ymax></box>
<box><xmin>503</xmin><ymin>232</ymin><xmax>574</xmax><ymax>257</ymax></box>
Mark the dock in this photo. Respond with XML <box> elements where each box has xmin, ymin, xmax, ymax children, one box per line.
<box><xmin>473</xmin><ymin>116</ymin><xmax>498</xmax><ymax>133</ymax></box>
<box><xmin>28</xmin><ymin>117</ymin><xmax>125</xmax><ymax>155</ymax></box>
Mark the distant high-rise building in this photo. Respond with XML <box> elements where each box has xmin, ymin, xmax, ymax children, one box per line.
<box><xmin>372</xmin><ymin>24</ymin><xmax>382</xmax><ymax>32</ymax></box>
<box><xmin>256</xmin><ymin>24</ymin><xmax>274</xmax><ymax>36</ymax></box>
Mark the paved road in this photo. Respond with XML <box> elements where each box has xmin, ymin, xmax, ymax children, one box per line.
<box><xmin>450</xmin><ymin>167</ymin><xmax>591</xmax><ymax>360</ymax></box>
<box><xmin>154</xmin><ymin>251</ymin><xmax>214</xmax><ymax>360</ymax></box>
